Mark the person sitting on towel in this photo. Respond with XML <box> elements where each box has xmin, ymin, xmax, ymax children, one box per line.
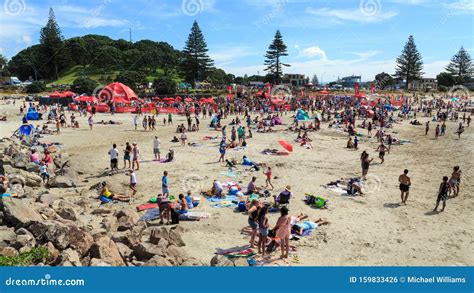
<box><xmin>185</xmin><ymin>191</ymin><xmax>199</xmax><ymax>208</ymax></box>
<box><xmin>165</xmin><ymin>149</ymin><xmax>174</xmax><ymax>162</ymax></box>
<box><xmin>178</xmin><ymin>194</ymin><xmax>188</xmax><ymax>214</ymax></box>
<box><xmin>246</xmin><ymin>176</ymin><xmax>258</xmax><ymax>195</ymax></box>
<box><xmin>274</xmin><ymin>185</ymin><xmax>292</xmax><ymax>206</ymax></box>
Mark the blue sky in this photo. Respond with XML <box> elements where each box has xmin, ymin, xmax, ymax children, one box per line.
<box><xmin>1</xmin><ymin>0</ymin><xmax>473</xmax><ymax>81</ymax></box>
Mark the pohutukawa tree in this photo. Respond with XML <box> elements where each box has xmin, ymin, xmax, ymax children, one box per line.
<box><xmin>181</xmin><ymin>21</ymin><xmax>214</xmax><ymax>87</ymax></box>
<box><xmin>264</xmin><ymin>30</ymin><xmax>290</xmax><ymax>85</ymax></box>
<box><xmin>395</xmin><ymin>35</ymin><xmax>424</xmax><ymax>89</ymax></box>
<box><xmin>446</xmin><ymin>46</ymin><xmax>473</xmax><ymax>84</ymax></box>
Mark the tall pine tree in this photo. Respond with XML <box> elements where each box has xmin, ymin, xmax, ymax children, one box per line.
<box><xmin>395</xmin><ymin>35</ymin><xmax>424</xmax><ymax>89</ymax></box>
<box><xmin>39</xmin><ymin>8</ymin><xmax>70</xmax><ymax>80</ymax></box>
<box><xmin>446</xmin><ymin>46</ymin><xmax>473</xmax><ymax>84</ymax></box>
<box><xmin>264</xmin><ymin>30</ymin><xmax>289</xmax><ymax>84</ymax></box>
<box><xmin>181</xmin><ymin>21</ymin><xmax>213</xmax><ymax>87</ymax></box>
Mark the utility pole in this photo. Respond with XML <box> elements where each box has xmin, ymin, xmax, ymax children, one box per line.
<box><xmin>129</xmin><ymin>28</ymin><xmax>132</xmax><ymax>43</ymax></box>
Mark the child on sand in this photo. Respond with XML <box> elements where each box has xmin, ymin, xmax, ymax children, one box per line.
<box><xmin>264</xmin><ymin>167</ymin><xmax>274</xmax><ymax>190</ymax></box>
<box><xmin>128</xmin><ymin>169</ymin><xmax>137</xmax><ymax>202</ymax></box>
<box><xmin>257</xmin><ymin>206</ymin><xmax>269</xmax><ymax>256</ymax></box>
<box><xmin>39</xmin><ymin>162</ymin><xmax>50</xmax><ymax>184</ymax></box>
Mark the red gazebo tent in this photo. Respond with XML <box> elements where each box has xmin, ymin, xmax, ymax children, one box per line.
<box><xmin>99</xmin><ymin>82</ymin><xmax>138</xmax><ymax>103</ymax></box>
<box><xmin>74</xmin><ymin>96</ymin><xmax>98</xmax><ymax>103</ymax></box>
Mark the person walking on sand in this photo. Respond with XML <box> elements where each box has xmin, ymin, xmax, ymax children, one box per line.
<box><xmin>360</xmin><ymin>151</ymin><xmax>373</xmax><ymax>180</ymax></box>
<box><xmin>180</xmin><ymin>130</ymin><xmax>187</xmax><ymax>146</ymax></box>
<box><xmin>88</xmin><ymin>115</ymin><xmax>94</xmax><ymax>130</ymax></box>
<box><xmin>128</xmin><ymin>169</ymin><xmax>137</xmax><ymax>202</ymax></box>
<box><xmin>448</xmin><ymin>166</ymin><xmax>462</xmax><ymax>197</ymax></box>
<box><xmin>433</xmin><ymin>176</ymin><xmax>449</xmax><ymax>212</ymax></box>
<box><xmin>425</xmin><ymin>121</ymin><xmax>430</xmax><ymax>135</ymax></box>
<box><xmin>376</xmin><ymin>142</ymin><xmax>388</xmax><ymax>164</ymax></box>
<box><xmin>274</xmin><ymin>206</ymin><xmax>291</xmax><ymax>259</ymax></box>
<box><xmin>133</xmin><ymin>115</ymin><xmax>138</xmax><ymax>131</ymax></box>
<box><xmin>123</xmin><ymin>142</ymin><xmax>132</xmax><ymax>169</ymax></box>
<box><xmin>435</xmin><ymin>124</ymin><xmax>440</xmax><ymax>139</ymax></box>
<box><xmin>399</xmin><ymin>169</ymin><xmax>411</xmax><ymax>204</ymax></box>
<box><xmin>132</xmin><ymin>142</ymin><xmax>140</xmax><ymax>171</ymax></box>
<box><xmin>153</xmin><ymin>136</ymin><xmax>161</xmax><ymax>161</ymax></box>
<box><xmin>456</xmin><ymin>122</ymin><xmax>464</xmax><ymax>139</ymax></box>
<box><xmin>264</xmin><ymin>167</ymin><xmax>274</xmax><ymax>190</ymax></box>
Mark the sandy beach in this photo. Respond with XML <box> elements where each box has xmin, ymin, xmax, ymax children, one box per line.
<box><xmin>1</xmin><ymin>99</ymin><xmax>472</xmax><ymax>266</ymax></box>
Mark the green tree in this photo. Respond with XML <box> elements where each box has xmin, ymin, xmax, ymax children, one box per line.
<box><xmin>154</xmin><ymin>76</ymin><xmax>177</xmax><ymax>95</ymax></box>
<box><xmin>311</xmin><ymin>74</ymin><xmax>319</xmax><ymax>85</ymax></box>
<box><xmin>446</xmin><ymin>46</ymin><xmax>473</xmax><ymax>84</ymax></box>
<box><xmin>25</xmin><ymin>81</ymin><xmax>46</xmax><ymax>93</ymax></box>
<box><xmin>39</xmin><ymin>8</ymin><xmax>71</xmax><ymax>80</ymax></box>
<box><xmin>395</xmin><ymin>35</ymin><xmax>424</xmax><ymax>89</ymax></box>
<box><xmin>436</xmin><ymin>72</ymin><xmax>456</xmax><ymax>88</ymax></box>
<box><xmin>375</xmin><ymin>72</ymin><xmax>394</xmax><ymax>89</ymax></box>
<box><xmin>71</xmin><ymin>76</ymin><xmax>99</xmax><ymax>95</ymax></box>
<box><xmin>6</xmin><ymin>46</ymin><xmax>42</xmax><ymax>80</ymax></box>
<box><xmin>181</xmin><ymin>21</ymin><xmax>214</xmax><ymax>87</ymax></box>
<box><xmin>264</xmin><ymin>30</ymin><xmax>290</xmax><ymax>84</ymax></box>
<box><xmin>115</xmin><ymin>70</ymin><xmax>146</xmax><ymax>92</ymax></box>
<box><xmin>95</xmin><ymin>45</ymin><xmax>123</xmax><ymax>69</ymax></box>
<box><xmin>0</xmin><ymin>54</ymin><xmax>7</xmax><ymax>69</ymax></box>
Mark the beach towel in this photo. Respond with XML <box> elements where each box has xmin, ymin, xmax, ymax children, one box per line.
<box><xmin>99</xmin><ymin>195</ymin><xmax>113</xmax><ymax>203</ymax></box>
<box><xmin>220</xmin><ymin>171</ymin><xmax>239</xmax><ymax>178</ymax></box>
<box><xmin>324</xmin><ymin>185</ymin><xmax>347</xmax><ymax>195</ymax></box>
<box><xmin>136</xmin><ymin>203</ymin><xmax>158</xmax><ymax>211</ymax></box>
<box><xmin>179</xmin><ymin>211</ymin><xmax>210</xmax><ymax>221</ymax></box>
<box><xmin>139</xmin><ymin>208</ymin><xmax>161</xmax><ymax>222</ymax></box>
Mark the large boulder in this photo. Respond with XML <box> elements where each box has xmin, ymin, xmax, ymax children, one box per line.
<box><xmin>89</xmin><ymin>237</ymin><xmax>126</xmax><ymax>266</ymax></box>
<box><xmin>58</xmin><ymin>248</ymin><xmax>82</xmax><ymax>266</ymax></box>
<box><xmin>115</xmin><ymin>242</ymin><xmax>133</xmax><ymax>261</ymax></box>
<box><xmin>143</xmin><ymin>255</ymin><xmax>172</xmax><ymax>266</ymax></box>
<box><xmin>89</xmin><ymin>258</ymin><xmax>112</xmax><ymax>266</ymax></box>
<box><xmin>44</xmin><ymin>242</ymin><xmax>60</xmax><ymax>264</ymax></box>
<box><xmin>37</xmin><ymin>193</ymin><xmax>57</xmax><ymax>206</ymax></box>
<box><xmin>1</xmin><ymin>247</ymin><xmax>19</xmax><ymax>257</ymax></box>
<box><xmin>133</xmin><ymin>242</ymin><xmax>164</xmax><ymax>261</ymax></box>
<box><xmin>28</xmin><ymin>220</ymin><xmax>93</xmax><ymax>257</ymax></box>
<box><xmin>51</xmin><ymin>200</ymin><xmax>78</xmax><ymax>221</ymax></box>
<box><xmin>165</xmin><ymin>245</ymin><xmax>187</xmax><ymax>265</ymax></box>
<box><xmin>25</xmin><ymin>162</ymin><xmax>40</xmax><ymax>173</ymax></box>
<box><xmin>169</xmin><ymin>228</ymin><xmax>186</xmax><ymax>247</ymax></box>
<box><xmin>111</xmin><ymin>229</ymin><xmax>141</xmax><ymax>249</ymax></box>
<box><xmin>210</xmin><ymin>255</ymin><xmax>234</xmax><ymax>267</ymax></box>
<box><xmin>0</xmin><ymin>226</ymin><xmax>17</xmax><ymax>248</ymax></box>
<box><xmin>13</xmin><ymin>228</ymin><xmax>36</xmax><ymax>252</ymax></box>
<box><xmin>4</xmin><ymin>165</ymin><xmax>42</xmax><ymax>187</ymax></box>
<box><xmin>48</xmin><ymin>176</ymin><xmax>76</xmax><ymax>188</ymax></box>
<box><xmin>115</xmin><ymin>210</ymin><xmax>139</xmax><ymax>231</ymax></box>
<box><xmin>0</xmin><ymin>197</ymin><xmax>43</xmax><ymax>227</ymax></box>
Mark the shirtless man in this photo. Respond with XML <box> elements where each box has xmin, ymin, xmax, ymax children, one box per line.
<box><xmin>376</xmin><ymin>143</ymin><xmax>388</xmax><ymax>164</ymax></box>
<box><xmin>398</xmin><ymin>169</ymin><xmax>411</xmax><ymax>204</ymax></box>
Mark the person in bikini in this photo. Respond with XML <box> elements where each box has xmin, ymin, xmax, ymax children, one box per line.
<box><xmin>398</xmin><ymin>169</ymin><xmax>411</xmax><ymax>204</ymax></box>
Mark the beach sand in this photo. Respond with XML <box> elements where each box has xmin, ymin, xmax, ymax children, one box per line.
<box><xmin>1</xmin><ymin>101</ymin><xmax>472</xmax><ymax>266</ymax></box>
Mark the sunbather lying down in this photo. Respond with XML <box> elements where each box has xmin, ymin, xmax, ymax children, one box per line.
<box><xmin>322</xmin><ymin>177</ymin><xmax>364</xmax><ymax>195</ymax></box>
<box><xmin>292</xmin><ymin>218</ymin><xmax>329</xmax><ymax>236</ymax></box>
<box><xmin>0</xmin><ymin>116</ymin><xmax>7</xmax><ymax>121</ymax></box>
<box><xmin>97</xmin><ymin>120</ymin><xmax>122</xmax><ymax>125</ymax></box>
<box><xmin>99</xmin><ymin>182</ymin><xmax>130</xmax><ymax>202</ymax></box>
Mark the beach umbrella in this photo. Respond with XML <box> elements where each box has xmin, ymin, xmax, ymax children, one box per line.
<box><xmin>163</xmin><ymin>97</ymin><xmax>174</xmax><ymax>101</ymax></box>
<box><xmin>175</xmin><ymin>96</ymin><xmax>182</xmax><ymax>101</ymax></box>
<box><xmin>278</xmin><ymin>140</ymin><xmax>293</xmax><ymax>152</ymax></box>
<box><xmin>166</xmin><ymin>100</ymin><xmax>174</xmax><ymax>105</ymax></box>
<box><xmin>49</xmin><ymin>91</ymin><xmax>64</xmax><ymax>98</ymax></box>
<box><xmin>319</xmin><ymin>90</ymin><xmax>329</xmax><ymax>95</ymax></box>
<box><xmin>185</xmin><ymin>98</ymin><xmax>193</xmax><ymax>102</ymax></box>
<box><xmin>271</xmin><ymin>98</ymin><xmax>285</xmax><ymax>106</ymax></box>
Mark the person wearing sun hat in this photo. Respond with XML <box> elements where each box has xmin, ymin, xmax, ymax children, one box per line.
<box><xmin>274</xmin><ymin>185</ymin><xmax>292</xmax><ymax>207</ymax></box>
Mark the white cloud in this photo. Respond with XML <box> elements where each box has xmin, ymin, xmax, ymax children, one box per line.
<box><xmin>351</xmin><ymin>50</ymin><xmax>381</xmax><ymax>60</ymax></box>
<box><xmin>306</xmin><ymin>7</ymin><xmax>397</xmax><ymax>23</ymax></box>
<box><xmin>390</xmin><ymin>0</ymin><xmax>428</xmax><ymax>5</ymax></box>
<box><xmin>209</xmin><ymin>46</ymin><xmax>256</xmax><ymax>66</ymax></box>
<box><xmin>301</xmin><ymin>46</ymin><xmax>327</xmax><ymax>60</ymax></box>
<box><xmin>445</xmin><ymin>0</ymin><xmax>474</xmax><ymax>11</ymax></box>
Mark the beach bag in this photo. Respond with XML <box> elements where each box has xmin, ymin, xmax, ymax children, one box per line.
<box><xmin>266</xmin><ymin>239</ymin><xmax>278</xmax><ymax>253</ymax></box>
<box><xmin>312</xmin><ymin>197</ymin><xmax>327</xmax><ymax>209</ymax></box>
<box><xmin>237</xmin><ymin>201</ymin><xmax>247</xmax><ymax>212</ymax></box>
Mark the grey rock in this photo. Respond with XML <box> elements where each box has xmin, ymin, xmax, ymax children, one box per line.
<box><xmin>0</xmin><ymin>197</ymin><xmax>43</xmax><ymax>227</ymax></box>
